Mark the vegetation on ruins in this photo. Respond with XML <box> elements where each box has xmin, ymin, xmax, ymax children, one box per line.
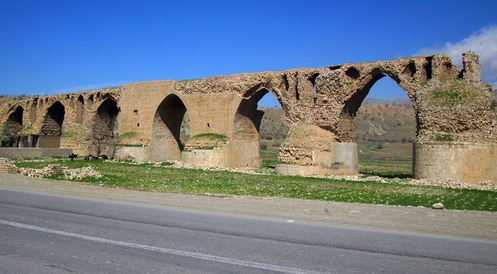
<box><xmin>18</xmin><ymin>125</ymin><xmax>34</xmax><ymax>135</ymax></box>
<box><xmin>113</xmin><ymin>131</ymin><xmax>144</xmax><ymax>147</ymax></box>
<box><xmin>119</xmin><ymin>131</ymin><xmax>139</xmax><ymax>139</ymax></box>
<box><xmin>435</xmin><ymin>134</ymin><xmax>456</xmax><ymax>142</ymax></box>
<box><xmin>13</xmin><ymin>157</ymin><xmax>497</xmax><ymax>212</ymax></box>
<box><xmin>429</xmin><ymin>80</ymin><xmax>479</xmax><ymax>107</ymax></box>
<box><xmin>190</xmin><ymin>133</ymin><xmax>228</xmax><ymax>142</ymax></box>
<box><xmin>61</xmin><ymin>125</ymin><xmax>85</xmax><ymax>139</ymax></box>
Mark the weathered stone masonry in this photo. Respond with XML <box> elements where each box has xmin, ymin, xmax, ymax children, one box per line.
<box><xmin>1</xmin><ymin>51</ymin><xmax>495</xmax><ymax>184</ymax></box>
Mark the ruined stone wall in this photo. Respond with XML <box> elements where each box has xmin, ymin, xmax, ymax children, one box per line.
<box><xmin>1</xmin><ymin>51</ymin><xmax>495</xmax><ymax>182</ymax></box>
<box><xmin>0</xmin><ymin>88</ymin><xmax>121</xmax><ymax>155</ymax></box>
<box><xmin>0</xmin><ymin>148</ymin><xmax>73</xmax><ymax>159</ymax></box>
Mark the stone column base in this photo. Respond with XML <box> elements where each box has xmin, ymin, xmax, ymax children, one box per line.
<box><xmin>413</xmin><ymin>142</ymin><xmax>497</xmax><ymax>183</ymax></box>
<box><xmin>276</xmin><ymin>142</ymin><xmax>358</xmax><ymax>176</ymax></box>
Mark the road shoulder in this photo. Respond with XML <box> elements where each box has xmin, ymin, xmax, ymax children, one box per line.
<box><xmin>1</xmin><ymin>173</ymin><xmax>496</xmax><ymax>241</ymax></box>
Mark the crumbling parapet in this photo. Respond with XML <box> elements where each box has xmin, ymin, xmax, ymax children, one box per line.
<box><xmin>462</xmin><ymin>51</ymin><xmax>481</xmax><ymax>83</ymax></box>
<box><xmin>415</xmin><ymin>79</ymin><xmax>494</xmax><ymax>143</ymax></box>
<box><xmin>412</xmin><ymin>55</ymin><xmax>496</xmax><ymax>182</ymax></box>
<box><xmin>431</xmin><ymin>54</ymin><xmax>462</xmax><ymax>81</ymax></box>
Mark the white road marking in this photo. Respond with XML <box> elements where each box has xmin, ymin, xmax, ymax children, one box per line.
<box><xmin>0</xmin><ymin>219</ymin><xmax>324</xmax><ymax>274</ymax></box>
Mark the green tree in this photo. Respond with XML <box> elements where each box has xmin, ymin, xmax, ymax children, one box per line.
<box><xmin>0</xmin><ymin>123</ymin><xmax>12</xmax><ymax>147</ymax></box>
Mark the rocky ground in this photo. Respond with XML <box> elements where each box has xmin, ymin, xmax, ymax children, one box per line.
<box><xmin>12</xmin><ymin>158</ymin><xmax>497</xmax><ymax>191</ymax></box>
<box><xmin>1</xmin><ymin>173</ymin><xmax>496</xmax><ymax>242</ymax></box>
<box><xmin>168</xmin><ymin>160</ymin><xmax>497</xmax><ymax>191</ymax></box>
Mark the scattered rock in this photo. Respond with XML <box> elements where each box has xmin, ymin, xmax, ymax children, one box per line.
<box><xmin>19</xmin><ymin>164</ymin><xmax>67</xmax><ymax>178</ymax></box>
<box><xmin>18</xmin><ymin>165</ymin><xmax>102</xmax><ymax>180</ymax></box>
<box><xmin>0</xmin><ymin>158</ymin><xmax>19</xmax><ymax>174</ymax></box>
<box><xmin>432</xmin><ymin>203</ymin><xmax>445</xmax><ymax>210</ymax></box>
<box><xmin>64</xmin><ymin>166</ymin><xmax>102</xmax><ymax>180</ymax></box>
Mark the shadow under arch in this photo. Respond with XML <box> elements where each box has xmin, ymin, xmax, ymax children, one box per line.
<box><xmin>151</xmin><ymin>94</ymin><xmax>188</xmax><ymax>161</ymax></box>
<box><xmin>7</xmin><ymin>106</ymin><xmax>23</xmax><ymax>132</ymax></box>
<box><xmin>92</xmin><ymin>97</ymin><xmax>120</xmax><ymax>158</ymax></box>
<box><xmin>38</xmin><ymin>101</ymin><xmax>65</xmax><ymax>148</ymax></box>
<box><xmin>5</xmin><ymin>106</ymin><xmax>24</xmax><ymax>147</ymax></box>
<box><xmin>340</xmin><ymin>72</ymin><xmax>417</xmax><ymax>178</ymax></box>
<box><xmin>230</xmin><ymin>86</ymin><xmax>286</xmax><ymax>167</ymax></box>
<box><xmin>75</xmin><ymin>95</ymin><xmax>85</xmax><ymax>124</ymax></box>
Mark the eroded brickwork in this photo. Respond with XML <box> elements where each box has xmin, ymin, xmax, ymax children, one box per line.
<box><xmin>1</xmin><ymin>52</ymin><xmax>495</xmax><ymax>182</ymax></box>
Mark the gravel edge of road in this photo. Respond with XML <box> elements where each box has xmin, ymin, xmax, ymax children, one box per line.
<box><xmin>1</xmin><ymin>173</ymin><xmax>496</xmax><ymax>241</ymax></box>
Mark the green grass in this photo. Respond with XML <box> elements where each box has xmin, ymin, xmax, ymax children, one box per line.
<box><xmin>191</xmin><ymin>133</ymin><xmax>228</xmax><ymax>142</ymax></box>
<box><xmin>260</xmin><ymin>147</ymin><xmax>279</xmax><ymax>167</ymax></box>
<box><xmin>357</xmin><ymin>141</ymin><xmax>413</xmax><ymax>178</ymax></box>
<box><xmin>119</xmin><ymin>131</ymin><xmax>139</xmax><ymax>139</ymax></box>
<box><xmin>13</xmin><ymin>157</ymin><xmax>497</xmax><ymax>211</ymax></box>
<box><xmin>435</xmin><ymin>134</ymin><xmax>455</xmax><ymax>142</ymax></box>
<box><xmin>359</xmin><ymin>160</ymin><xmax>412</xmax><ymax>178</ymax></box>
<box><xmin>430</xmin><ymin>80</ymin><xmax>478</xmax><ymax>107</ymax></box>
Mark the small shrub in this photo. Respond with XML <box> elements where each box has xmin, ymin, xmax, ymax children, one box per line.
<box><xmin>0</xmin><ymin>123</ymin><xmax>12</xmax><ymax>147</ymax></box>
<box><xmin>18</xmin><ymin>126</ymin><xmax>34</xmax><ymax>135</ymax></box>
<box><xmin>435</xmin><ymin>134</ymin><xmax>455</xmax><ymax>142</ymax></box>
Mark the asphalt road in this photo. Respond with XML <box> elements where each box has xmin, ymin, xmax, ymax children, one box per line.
<box><xmin>1</xmin><ymin>189</ymin><xmax>497</xmax><ymax>273</ymax></box>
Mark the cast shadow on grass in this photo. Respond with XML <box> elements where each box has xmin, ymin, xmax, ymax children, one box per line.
<box><xmin>360</xmin><ymin>171</ymin><xmax>413</xmax><ymax>179</ymax></box>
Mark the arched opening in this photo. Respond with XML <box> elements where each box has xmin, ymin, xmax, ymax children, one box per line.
<box><xmin>151</xmin><ymin>94</ymin><xmax>188</xmax><ymax>161</ymax></box>
<box><xmin>41</xmin><ymin>102</ymin><xmax>65</xmax><ymax>135</ymax></box>
<box><xmin>7</xmin><ymin>106</ymin><xmax>23</xmax><ymax>134</ymax></box>
<box><xmin>92</xmin><ymin>98</ymin><xmax>119</xmax><ymax>158</ymax></box>
<box><xmin>88</xmin><ymin>94</ymin><xmax>94</xmax><ymax>109</ymax></box>
<box><xmin>39</xmin><ymin>101</ymin><xmax>65</xmax><ymax>148</ymax></box>
<box><xmin>75</xmin><ymin>95</ymin><xmax>84</xmax><ymax>124</ymax></box>
<box><xmin>258</xmin><ymin>92</ymin><xmax>288</xmax><ymax>168</ymax></box>
<box><xmin>4</xmin><ymin>106</ymin><xmax>24</xmax><ymax>147</ymax></box>
<box><xmin>231</xmin><ymin>87</ymin><xmax>286</xmax><ymax>167</ymax></box>
<box><xmin>351</xmin><ymin>75</ymin><xmax>416</xmax><ymax>178</ymax></box>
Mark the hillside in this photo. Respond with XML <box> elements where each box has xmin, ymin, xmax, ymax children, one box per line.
<box><xmin>354</xmin><ymin>103</ymin><xmax>416</xmax><ymax>143</ymax></box>
<box><xmin>258</xmin><ymin>100</ymin><xmax>416</xmax><ymax>144</ymax></box>
<box><xmin>258</xmin><ymin>108</ymin><xmax>289</xmax><ymax>143</ymax></box>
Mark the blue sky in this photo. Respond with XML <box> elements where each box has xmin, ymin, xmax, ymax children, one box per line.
<box><xmin>1</xmin><ymin>0</ymin><xmax>496</xmax><ymax>107</ymax></box>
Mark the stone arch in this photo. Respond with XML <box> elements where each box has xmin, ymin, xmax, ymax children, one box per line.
<box><xmin>91</xmin><ymin>97</ymin><xmax>120</xmax><ymax>157</ymax></box>
<box><xmin>88</xmin><ymin>94</ymin><xmax>94</xmax><ymax>109</ymax></box>
<box><xmin>7</xmin><ymin>106</ymin><xmax>23</xmax><ymax>134</ymax></box>
<box><xmin>38</xmin><ymin>101</ymin><xmax>65</xmax><ymax>148</ymax></box>
<box><xmin>5</xmin><ymin>106</ymin><xmax>24</xmax><ymax>147</ymax></box>
<box><xmin>230</xmin><ymin>86</ymin><xmax>286</xmax><ymax>167</ymax></box>
<box><xmin>151</xmin><ymin>94</ymin><xmax>188</xmax><ymax>161</ymax></box>
<box><xmin>336</xmin><ymin>69</ymin><xmax>418</xmax><ymax>142</ymax></box>
<box><xmin>75</xmin><ymin>95</ymin><xmax>84</xmax><ymax>124</ymax></box>
<box><xmin>41</xmin><ymin>101</ymin><xmax>65</xmax><ymax>135</ymax></box>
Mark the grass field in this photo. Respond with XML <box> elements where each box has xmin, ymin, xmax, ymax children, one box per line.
<box><xmin>13</xmin><ymin>157</ymin><xmax>497</xmax><ymax>211</ymax></box>
<box><xmin>357</xmin><ymin>141</ymin><xmax>413</xmax><ymax>178</ymax></box>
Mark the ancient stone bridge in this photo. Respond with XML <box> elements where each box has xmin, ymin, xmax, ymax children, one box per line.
<box><xmin>1</xmin><ymin>51</ymin><xmax>496</xmax><ymax>183</ymax></box>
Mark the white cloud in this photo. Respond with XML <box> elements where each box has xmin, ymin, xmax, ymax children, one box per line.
<box><xmin>416</xmin><ymin>25</ymin><xmax>497</xmax><ymax>88</ymax></box>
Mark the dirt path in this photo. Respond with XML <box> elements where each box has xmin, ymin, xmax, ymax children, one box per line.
<box><xmin>1</xmin><ymin>173</ymin><xmax>496</xmax><ymax>241</ymax></box>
